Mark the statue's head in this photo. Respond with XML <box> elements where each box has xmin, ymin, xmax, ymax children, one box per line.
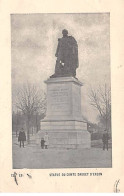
<box><xmin>62</xmin><ymin>29</ymin><xmax>68</xmax><ymax>37</ymax></box>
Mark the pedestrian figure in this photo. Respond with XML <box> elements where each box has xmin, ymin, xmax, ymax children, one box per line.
<box><xmin>44</xmin><ymin>132</ymin><xmax>49</xmax><ymax>149</ymax></box>
<box><xmin>102</xmin><ymin>129</ymin><xmax>109</xmax><ymax>151</ymax></box>
<box><xmin>41</xmin><ymin>138</ymin><xmax>45</xmax><ymax>149</ymax></box>
<box><xmin>18</xmin><ymin>128</ymin><xmax>26</xmax><ymax>148</ymax></box>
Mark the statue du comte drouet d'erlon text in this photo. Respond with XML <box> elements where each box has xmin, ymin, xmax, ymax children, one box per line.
<box><xmin>50</xmin><ymin>29</ymin><xmax>79</xmax><ymax>78</ymax></box>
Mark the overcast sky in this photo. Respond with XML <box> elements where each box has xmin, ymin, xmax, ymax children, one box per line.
<box><xmin>11</xmin><ymin>13</ymin><xmax>110</xmax><ymax>123</ymax></box>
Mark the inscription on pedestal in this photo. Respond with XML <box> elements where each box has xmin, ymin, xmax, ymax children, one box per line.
<box><xmin>47</xmin><ymin>84</ymin><xmax>71</xmax><ymax>115</ymax></box>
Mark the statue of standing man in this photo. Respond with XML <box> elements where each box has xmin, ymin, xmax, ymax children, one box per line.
<box><xmin>50</xmin><ymin>29</ymin><xmax>79</xmax><ymax>78</ymax></box>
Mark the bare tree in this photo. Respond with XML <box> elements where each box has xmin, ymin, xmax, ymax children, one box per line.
<box><xmin>89</xmin><ymin>84</ymin><xmax>111</xmax><ymax>131</ymax></box>
<box><xmin>14</xmin><ymin>83</ymin><xmax>46</xmax><ymax>143</ymax></box>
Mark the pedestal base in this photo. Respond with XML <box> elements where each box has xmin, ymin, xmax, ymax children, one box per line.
<box><xmin>38</xmin><ymin>77</ymin><xmax>91</xmax><ymax>149</ymax></box>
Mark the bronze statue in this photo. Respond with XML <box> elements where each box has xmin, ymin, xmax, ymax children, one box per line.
<box><xmin>50</xmin><ymin>29</ymin><xmax>79</xmax><ymax>78</ymax></box>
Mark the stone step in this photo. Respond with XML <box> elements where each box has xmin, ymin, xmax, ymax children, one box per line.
<box><xmin>48</xmin><ymin>144</ymin><xmax>90</xmax><ymax>149</ymax></box>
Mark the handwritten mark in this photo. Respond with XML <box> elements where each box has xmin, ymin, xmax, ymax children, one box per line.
<box><xmin>27</xmin><ymin>173</ymin><xmax>32</xmax><ymax>179</ymax></box>
<box><xmin>14</xmin><ymin>172</ymin><xmax>18</xmax><ymax>186</ymax></box>
<box><xmin>114</xmin><ymin>179</ymin><xmax>120</xmax><ymax>193</ymax></box>
<box><xmin>11</xmin><ymin>172</ymin><xmax>32</xmax><ymax>185</ymax></box>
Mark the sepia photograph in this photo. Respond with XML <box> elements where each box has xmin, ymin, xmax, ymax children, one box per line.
<box><xmin>11</xmin><ymin>13</ymin><xmax>111</xmax><ymax>169</ymax></box>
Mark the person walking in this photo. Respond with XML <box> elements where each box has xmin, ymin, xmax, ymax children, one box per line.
<box><xmin>44</xmin><ymin>132</ymin><xmax>49</xmax><ymax>149</ymax></box>
<box><xmin>18</xmin><ymin>128</ymin><xmax>26</xmax><ymax>148</ymax></box>
<box><xmin>102</xmin><ymin>129</ymin><xmax>109</xmax><ymax>151</ymax></box>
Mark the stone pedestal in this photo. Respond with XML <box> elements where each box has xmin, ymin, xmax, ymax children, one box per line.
<box><xmin>39</xmin><ymin>77</ymin><xmax>91</xmax><ymax>148</ymax></box>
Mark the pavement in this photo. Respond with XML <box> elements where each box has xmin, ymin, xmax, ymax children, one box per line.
<box><xmin>12</xmin><ymin>136</ymin><xmax>112</xmax><ymax>169</ymax></box>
